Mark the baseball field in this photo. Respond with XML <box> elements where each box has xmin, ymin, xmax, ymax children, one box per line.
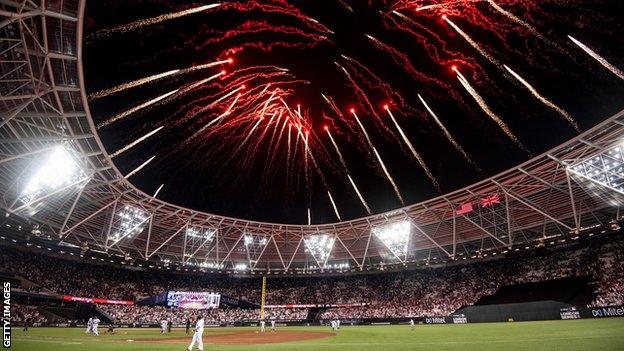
<box><xmin>9</xmin><ymin>318</ymin><xmax>624</xmax><ymax>351</ymax></box>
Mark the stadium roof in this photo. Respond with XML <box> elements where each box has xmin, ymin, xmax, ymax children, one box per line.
<box><xmin>1</xmin><ymin>0</ymin><xmax>624</xmax><ymax>274</ymax></box>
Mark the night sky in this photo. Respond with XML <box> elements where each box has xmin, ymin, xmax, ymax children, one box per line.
<box><xmin>83</xmin><ymin>0</ymin><xmax>624</xmax><ymax>224</ymax></box>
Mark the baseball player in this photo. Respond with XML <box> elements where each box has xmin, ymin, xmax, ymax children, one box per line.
<box><xmin>188</xmin><ymin>315</ymin><xmax>205</xmax><ymax>351</ymax></box>
<box><xmin>86</xmin><ymin>317</ymin><xmax>93</xmax><ymax>334</ymax></box>
<box><xmin>92</xmin><ymin>317</ymin><xmax>100</xmax><ymax>336</ymax></box>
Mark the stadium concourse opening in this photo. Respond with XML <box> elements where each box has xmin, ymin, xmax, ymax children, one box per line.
<box><xmin>2</xmin><ymin>0</ymin><xmax>624</xmax><ymax>350</ymax></box>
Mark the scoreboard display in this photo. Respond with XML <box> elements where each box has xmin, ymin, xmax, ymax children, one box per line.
<box><xmin>166</xmin><ymin>291</ymin><xmax>221</xmax><ymax>309</ymax></box>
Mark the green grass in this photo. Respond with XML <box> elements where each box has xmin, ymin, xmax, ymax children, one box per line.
<box><xmin>9</xmin><ymin>318</ymin><xmax>624</xmax><ymax>351</ymax></box>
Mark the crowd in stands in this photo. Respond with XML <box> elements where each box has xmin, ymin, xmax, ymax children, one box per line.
<box><xmin>12</xmin><ymin>304</ymin><xmax>47</xmax><ymax>325</ymax></box>
<box><xmin>99</xmin><ymin>305</ymin><xmax>308</xmax><ymax>325</ymax></box>
<box><xmin>1</xmin><ymin>237</ymin><xmax>623</xmax><ymax>321</ymax></box>
<box><xmin>1</xmin><ymin>250</ymin><xmax>259</xmax><ymax>301</ymax></box>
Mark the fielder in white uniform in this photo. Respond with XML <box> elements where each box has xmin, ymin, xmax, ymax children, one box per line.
<box><xmin>92</xmin><ymin>317</ymin><xmax>100</xmax><ymax>336</ymax></box>
<box><xmin>330</xmin><ymin>320</ymin><xmax>337</xmax><ymax>331</ymax></box>
<box><xmin>161</xmin><ymin>319</ymin><xmax>168</xmax><ymax>333</ymax></box>
<box><xmin>270</xmin><ymin>320</ymin><xmax>276</xmax><ymax>332</ymax></box>
<box><xmin>260</xmin><ymin>320</ymin><xmax>266</xmax><ymax>332</ymax></box>
<box><xmin>336</xmin><ymin>319</ymin><xmax>340</xmax><ymax>330</ymax></box>
<box><xmin>85</xmin><ymin>318</ymin><xmax>93</xmax><ymax>334</ymax></box>
<box><xmin>188</xmin><ymin>316</ymin><xmax>204</xmax><ymax>351</ymax></box>
<box><xmin>410</xmin><ymin>319</ymin><xmax>415</xmax><ymax>330</ymax></box>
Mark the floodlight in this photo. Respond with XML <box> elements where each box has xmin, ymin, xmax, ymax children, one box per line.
<box><xmin>373</xmin><ymin>220</ymin><xmax>411</xmax><ymax>261</ymax></box>
<box><xmin>186</xmin><ymin>227</ymin><xmax>215</xmax><ymax>241</ymax></box>
<box><xmin>569</xmin><ymin>144</ymin><xmax>624</xmax><ymax>194</ymax></box>
<box><xmin>304</xmin><ymin>234</ymin><xmax>335</xmax><ymax>266</ymax></box>
<box><xmin>21</xmin><ymin>145</ymin><xmax>85</xmax><ymax>204</ymax></box>
<box><xmin>109</xmin><ymin>205</ymin><xmax>149</xmax><ymax>242</ymax></box>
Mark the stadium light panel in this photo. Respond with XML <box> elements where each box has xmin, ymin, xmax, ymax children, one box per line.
<box><xmin>304</xmin><ymin>234</ymin><xmax>335</xmax><ymax>267</ymax></box>
<box><xmin>21</xmin><ymin>145</ymin><xmax>85</xmax><ymax>204</ymax></box>
<box><xmin>186</xmin><ymin>227</ymin><xmax>215</xmax><ymax>241</ymax></box>
<box><xmin>110</xmin><ymin>205</ymin><xmax>149</xmax><ymax>242</ymax></box>
<box><xmin>568</xmin><ymin>145</ymin><xmax>624</xmax><ymax>195</ymax></box>
<box><xmin>373</xmin><ymin>220</ymin><xmax>411</xmax><ymax>261</ymax></box>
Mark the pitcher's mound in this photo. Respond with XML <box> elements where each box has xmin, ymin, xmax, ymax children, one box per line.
<box><xmin>140</xmin><ymin>330</ymin><xmax>334</xmax><ymax>345</ymax></box>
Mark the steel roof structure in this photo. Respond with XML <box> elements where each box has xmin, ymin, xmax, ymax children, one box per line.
<box><xmin>1</xmin><ymin>0</ymin><xmax>624</xmax><ymax>274</ymax></box>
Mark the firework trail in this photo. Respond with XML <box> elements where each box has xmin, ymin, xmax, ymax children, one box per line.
<box><xmin>503</xmin><ymin>65</ymin><xmax>579</xmax><ymax>131</ymax></box>
<box><xmin>351</xmin><ymin>109</ymin><xmax>404</xmax><ymax>204</ymax></box>
<box><xmin>304</xmin><ymin>130</ymin><xmax>310</xmax><ymax>199</ymax></box>
<box><xmin>373</xmin><ymin>146</ymin><xmax>405</xmax><ymax>205</ymax></box>
<box><xmin>264</xmin><ymin>116</ymin><xmax>289</xmax><ymax>180</ymax></box>
<box><xmin>412</xmin><ymin>1</ymin><xmax>479</xmax><ymax>11</ymax></box>
<box><xmin>454</xmin><ymin>67</ymin><xmax>528</xmax><ymax>153</ymax></box>
<box><xmin>307</xmin><ymin>208</ymin><xmax>311</xmax><ymax>225</ymax></box>
<box><xmin>384</xmin><ymin>106</ymin><xmax>439</xmax><ymax>190</ymax></box>
<box><xmin>98</xmin><ymin>89</ymin><xmax>179</xmax><ymax>129</ymax></box>
<box><xmin>325</xmin><ymin>127</ymin><xmax>347</xmax><ymax>168</ymax></box>
<box><xmin>326</xmin><ymin>127</ymin><xmax>372</xmax><ymax>214</ymax></box>
<box><xmin>443</xmin><ymin>15</ymin><xmax>501</xmax><ymax>69</ymax></box>
<box><xmin>328</xmin><ymin>191</ymin><xmax>342</xmax><ymax>221</ymax></box>
<box><xmin>321</xmin><ymin>93</ymin><xmax>345</xmax><ymax>119</ymax></box>
<box><xmin>185</xmin><ymin>92</ymin><xmax>243</xmax><ymax>143</ymax></box>
<box><xmin>341</xmin><ymin>54</ymin><xmax>415</xmax><ymax>115</ymax></box>
<box><xmin>568</xmin><ymin>36</ymin><xmax>624</xmax><ymax>81</ymax></box>
<box><xmin>89</xmin><ymin>3</ymin><xmax>221</xmax><ymax>39</ymax></box>
<box><xmin>110</xmin><ymin>126</ymin><xmax>164</xmax><ymax>158</ymax></box>
<box><xmin>442</xmin><ymin>16</ymin><xmax>578</xmax><ymax>131</ymax></box>
<box><xmin>351</xmin><ymin>109</ymin><xmax>375</xmax><ymax>149</ymax></box>
<box><xmin>125</xmin><ymin>155</ymin><xmax>156</xmax><ymax>179</ymax></box>
<box><xmin>486</xmin><ymin>0</ymin><xmax>559</xmax><ymax>49</ymax></box>
<box><xmin>185</xmin><ymin>85</ymin><xmax>246</xmax><ymax>124</ymax></box>
<box><xmin>152</xmin><ymin>184</ymin><xmax>164</xmax><ymax>199</ymax></box>
<box><xmin>335</xmin><ymin>62</ymin><xmax>384</xmax><ymax>123</ymax></box>
<box><xmin>89</xmin><ymin>60</ymin><xmax>230</xmax><ymax>100</ymax></box>
<box><xmin>227</xmin><ymin>116</ymin><xmax>265</xmax><ymax>166</ymax></box>
<box><xmin>417</xmin><ymin>94</ymin><xmax>480</xmax><ymax>171</ymax></box>
<box><xmin>442</xmin><ymin>16</ymin><xmax>577</xmax><ymax>130</ymax></box>
<box><xmin>347</xmin><ymin>174</ymin><xmax>372</xmax><ymax>214</ymax></box>
<box><xmin>176</xmin><ymin>71</ymin><xmax>227</xmax><ymax>96</ymax></box>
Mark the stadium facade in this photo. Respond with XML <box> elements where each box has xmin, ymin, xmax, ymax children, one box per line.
<box><xmin>1</xmin><ymin>0</ymin><xmax>624</xmax><ymax>275</ymax></box>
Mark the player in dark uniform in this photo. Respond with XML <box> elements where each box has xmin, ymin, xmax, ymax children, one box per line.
<box><xmin>23</xmin><ymin>317</ymin><xmax>30</xmax><ymax>331</ymax></box>
<box><xmin>106</xmin><ymin>321</ymin><xmax>115</xmax><ymax>334</ymax></box>
<box><xmin>186</xmin><ymin>318</ymin><xmax>191</xmax><ymax>334</ymax></box>
<box><xmin>167</xmin><ymin>319</ymin><xmax>172</xmax><ymax>333</ymax></box>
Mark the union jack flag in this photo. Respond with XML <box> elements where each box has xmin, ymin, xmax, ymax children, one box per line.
<box><xmin>480</xmin><ymin>194</ymin><xmax>501</xmax><ymax>207</ymax></box>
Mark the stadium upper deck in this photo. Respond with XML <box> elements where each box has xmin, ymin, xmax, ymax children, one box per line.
<box><xmin>1</xmin><ymin>0</ymin><xmax>624</xmax><ymax>274</ymax></box>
